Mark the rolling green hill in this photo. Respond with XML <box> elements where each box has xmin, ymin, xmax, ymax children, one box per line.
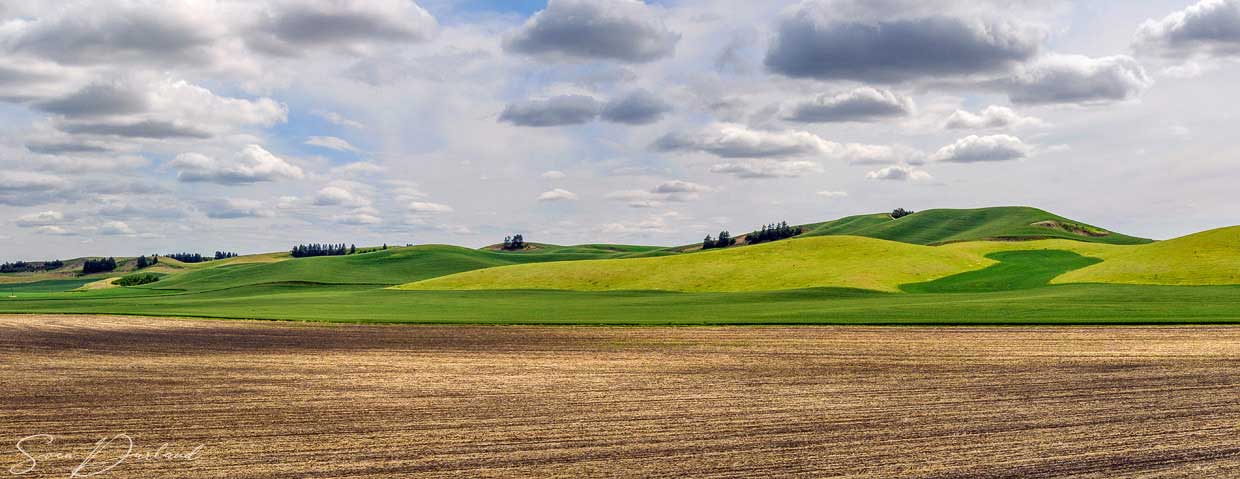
<box><xmin>149</xmin><ymin>244</ymin><xmax>672</xmax><ymax>292</ymax></box>
<box><xmin>802</xmin><ymin>207</ymin><xmax>1151</xmax><ymax>245</ymax></box>
<box><xmin>398</xmin><ymin>236</ymin><xmax>992</xmax><ymax>293</ymax></box>
<box><xmin>1054</xmin><ymin>226</ymin><xmax>1240</xmax><ymax>286</ymax></box>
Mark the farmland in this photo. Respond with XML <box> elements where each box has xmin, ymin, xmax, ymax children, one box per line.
<box><xmin>2</xmin><ymin>314</ymin><xmax>1238</xmax><ymax>478</ymax></box>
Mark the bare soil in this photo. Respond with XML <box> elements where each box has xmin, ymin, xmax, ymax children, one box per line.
<box><xmin>2</xmin><ymin>314</ymin><xmax>1239</xmax><ymax>478</ymax></box>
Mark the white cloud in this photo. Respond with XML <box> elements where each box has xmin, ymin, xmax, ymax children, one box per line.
<box><xmin>784</xmin><ymin>87</ymin><xmax>914</xmax><ymax>123</ymax></box>
<box><xmin>537</xmin><ymin>188</ymin><xmax>579</xmax><ymax>201</ymax></box>
<box><xmin>36</xmin><ymin>225</ymin><xmax>75</xmax><ymax>236</ymax></box>
<box><xmin>409</xmin><ymin>201</ymin><xmax>454</xmax><ymax>213</ymax></box>
<box><xmin>945</xmin><ymin>106</ymin><xmax>1045</xmax><ymax>130</ymax></box>
<box><xmin>866</xmin><ymin>165</ymin><xmax>932</xmax><ymax>181</ymax></box>
<box><xmin>816</xmin><ymin>190</ymin><xmax>849</xmax><ymax>198</ymax></box>
<box><xmin>504</xmin><ymin>0</ymin><xmax>679</xmax><ymax>63</ymax></box>
<box><xmin>312</xmin><ymin>109</ymin><xmax>364</xmax><ymax>128</ymax></box>
<box><xmin>930</xmin><ymin>135</ymin><xmax>1031</xmax><ymax>163</ymax></box>
<box><xmin>202</xmin><ymin>198</ymin><xmax>274</xmax><ymax>219</ymax></box>
<box><xmin>15</xmin><ymin>210</ymin><xmax>65</xmax><ymax>227</ymax></box>
<box><xmin>541</xmin><ymin>170</ymin><xmax>567</xmax><ymax>180</ymax></box>
<box><xmin>1006</xmin><ymin>55</ymin><xmax>1151</xmax><ymax>105</ymax></box>
<box><xmin>99</xmin><ymin>221</ymin><xmax>135</xmax><ymax>235</ymax></box>
<box><xmin>655</xmin><ymin>123</ymin><xmax>834</xmax><ymax>158</ymax></box>
<box><xmin>710</xmin><ymin>160</ymin><xmax>823</xmax><ymax>179</ymax></box>
<box><xmin>306</xmin><ymin>136</ymin><xmax>361</xmax><ymax>153</ymax></box>
<box><xmin>1136</xmin><ymin>0</ymin><xmax>1240</xmax><ymax>59</ymax></box>
<box><xmin>172</xmin><ymin>145</ymin><xmax>304</xmax><ymax>184</ymax></box>
<box><xmin>313</xmin><ymin>185</ymin><xmax>370</xmax><ymax>207</ymax></box>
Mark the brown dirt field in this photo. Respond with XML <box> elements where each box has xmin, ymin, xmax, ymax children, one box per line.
<box><xmin>2</xmin><ymin>315</ymin><xmax>1240</xmax><ymax>478</ymax></box>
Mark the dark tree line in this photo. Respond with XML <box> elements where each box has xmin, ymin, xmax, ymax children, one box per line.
<box><xmin>291</xmin><ymin>243</ymin><xmax>356</xmax><ymax>258</ymax></box>
<box><xmin>82</xmin><ymin>257</ymin><xmax>118</xmax><ymax>274</ymax></box>
<box><xmin>215</xmin><ymin>251</ymin><xmax>238</xmax><ymax>260</ymax></box>
<box><xmin>1</xmin><ymin>260</ymin><xmax>63</xmax><ymax>273</ymax></box>
<box><xmin>135</xmin><ymin>255</ymin><xmax>159</xmax><ymax>269</ymax></box>
<box><xmin>702</xmin><ymin>231</ymin><xmax>736</xmax><ymax>250</ymax></box>
<box><xmin>745</xmin><ymin>221</ymin><xmax>803</xmax><ymax>245</ymax></box>
<box><xmin>165</xmin><ymin>252</ymin><xmax>207</xmax><ymax>263</ymax></box>
<box><xmin>891</xmin><ymin>208</ymin><xmax>915</xmax><ymax>219</ymax></box>
<box><xmin>501</xmin><ymin>235</ymin><xmax>526</xmax><ymax>251</ymax></box>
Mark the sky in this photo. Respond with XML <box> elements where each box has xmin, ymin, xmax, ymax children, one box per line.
<box><xmin>2</xmin><ymin>0</ymin><xmax>1240</xmax><ymax>261</ymax></box>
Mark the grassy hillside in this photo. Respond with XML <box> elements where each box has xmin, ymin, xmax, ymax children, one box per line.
<box><xmin>399</xmin><ymin>236</ymin><xmax>992</xmax><ymax>293</ymax></box>
<box><xmin>902</xmin><ymin>250</ymin><xmax>1102</xmax><ymax>293</ymax></box>
<box><xmin>150</xmin><ymin>244</ymin><xmax>672</xmax><ymax>292</ymax></box>
<box><xmin>802</xmin><ymin>207</ymin><xmax>1150</xmax><ymax>245</ymax></box>
<box><xmin>1055</xmin><ymin>226</ymin><xmax>1240</xmax><ymax>286</ymax></box>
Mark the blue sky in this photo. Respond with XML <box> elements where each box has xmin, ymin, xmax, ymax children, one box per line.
<box><xmin>2</xmin><ymin>0</ymin><xmax>1240</xmax><ymax>261</ymax></box>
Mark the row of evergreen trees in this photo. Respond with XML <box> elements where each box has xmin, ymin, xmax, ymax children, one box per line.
<box><xmin>82</xmin><ymin>257</ymin><xmax>118</xmax><ymax>274</ymax></box>
<box><xmin>501</xmin><ymin>235</ymin><xmax>526</xmax><ymax>251</ymax></box>
<box><xmin>746</xmin><ymin>221</ymin><xmax>803</xmax><ymax>245</ymax></box>
<box><xmin>215</xmin><ymin>251</ymin><xmax>238</xmax><ymax>260</ymax></box>
<box><xmin>135</xmin><ymin>255</ymin><xmax>160</xmax><ymax>269</ymax></box>
<box><xmin>1</xmin><ymin>260</ymin><xmax>63</xmax><ymax>273</ymax></box>
<box><xmin>165</xmin><ymin>252</ymin><xmax>208</xmax><ymax>263</ymax></box>
<box><xmin>702</xmin><ymin>231</ymin><xmax>736</xmax><ymax>250</ymax></box>
<box><xmin>291</xmin><ymin>243</ymin><xmax>357</xmax><ymax>258</ymax></box>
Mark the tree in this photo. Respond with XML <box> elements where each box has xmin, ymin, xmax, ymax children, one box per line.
<box><xmin>136</xmin><ymin>255</ymin><xmax>149</xmax><ymax>269</ymax></box>
<box><xmin>891</xmin><ymin>208</ymin><xmax>914</xmax><ymax>219</ymax></box>
<box><xmin>501</xmin><ymin>234</ymin><xmax>526</xmax><ymax>251</ymax></box>
<box><xmin>703</xmin><ymin>235</ymin><xmax>715</xmax><ymax>250</ymax></box>
<box><xmin>349</xmin><ymin>244</ymin><xmax>357</xmax><ymax>255</ymax></box>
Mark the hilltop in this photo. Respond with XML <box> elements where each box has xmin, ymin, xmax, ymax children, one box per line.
<box><xmin>800</xmin><ymin>206</ymin><xmax>1151</xmax><ymax>245</ymax></box>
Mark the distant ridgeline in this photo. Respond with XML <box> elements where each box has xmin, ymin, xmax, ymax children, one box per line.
<box><xmin>0</xmin><ymin>260</ymin><xmax>64</xmax><ymax>273</ymax></box>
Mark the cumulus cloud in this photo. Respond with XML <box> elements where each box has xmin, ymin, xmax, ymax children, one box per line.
<box><xmin>313</xmin><ymin>185</ymin><xmax>370</xmax><ymax>207</ymax></box>
<box><xmin>408</xmin><ymin>201</ymin><xmax>453</xmax><ymax>213</ymax></box>
<box><xmin>172</xmin><ymin>145</ymin><xmax>304</xmax><ymax>185</ymax></box>
<box><xmin>36</xmin><ymin>225</ymin><xmax>76</xmax><ymax>236</ymax></box>
<box><xmin>784</xmin><ymin>87</ymin><xmax>914</xmax><ymax>123</ymax></box>
<box><xmin>710</xmin><ymin>160</ymin><xmax>823</xmax><ymax>179</ymax></box>
<box><xmin>654</xmin><ymin>124</ymin><xmax>833</xmax><ymax>158</ymax></box>
<box><xmin>828</xmin><ymin>143</ymin><xmax>924</xmax><ymax>165</ymax></box>
<box><xmin>1136</xmin><ymin>0</ymin><xmax>1240</xmax><ymax>59</ymax></box>
<box><xmin>332</xmin><ymin>211</ymin><xmax>382</xmax><ymax>225</ymax></box>
<box><xmin>245</xmin><ymin>0</ymin><xmax>437</xmax><ymax>56</ymax></box>
<box><xmin>34</xmin><ymin>81</ymin><xmax>148</xmax><ymax>117</ymax></box>
<box><xmin>865</xmin><ymin>165</ymin><xmax>932</xmax><ymax>181</ymax></box>
<box><xmin>1005</xmin><ymin>55</ymin><xmax>1151</xmax><ymax>105</ymax></box>
<box><xmin>15</xmin><ymin>210</ymin><xmax>65</xmax><ymax>227</ymax></box>
<box><xmin>504</xmin><ymin>0</ymin><xmax>679</xmax><ymax>63</ymax></box>
<box><xmin>765</xmin><ymin>6</ymin><xmax>1040</xmax><ymax>82</ymax></box>
<box><xmin>0</xmin><ymin>171</ymin><xmax>71</xmax><ymax>206</ymax></box>
<box><xmin>600</xmin><ymin>89</ymin><xmax>672</xmax><ymax>125</ymax></box>
<box><xmin>4</xmin><ymin>3</ymin><xmax>222</xmax><ymax>66</ymax></box>
<box><xmin>537</xmin><ymin>188</ymin><xmax>579</xmax><ymax>201</ymax></box>
<box><xmin>99</xmin><ymin>221</ymin><xmax>135</xmax><ymax>235</ymax></box>
<box><xmin>202</xmin><ymin>198</ymin><xmax>274</xmax><ymax>219</ymax></box>
<box><xmin>45</xmin><ymin>77</ymin><xmax>286</xmax><ymax>139</ymax></box>
<box><xmin>945</xmin><ymin>105</ymin><xmax>1045</xmax><ymax>130</ymax></box>
<box><xmin>60</xmin><ymin>120</ymin><xmax>211</xmax><ymax>139</ymax></box>
<box><xmin>541</xmin><ymin>170</ymin><xmax>567</xmax><ymax>180</ymax></box>
<box><xmin>607</xmin><ymin>180</ymin><xmax>713</xmax><ymax>207</ymax></box>
<box><xmin>499</xmin><ymin>95</ymin><xmax>601</xmax><ymax>127</ymax></box>
<box><xmin>596</xmin><ymin>211</ymin><xmax>681</xmax><ymax>235</ymax></box>
<box><xmin>930</xmin><ymin>135</ymin><xmax>1031</xmax><ymax>163</ymax></box>
<box><xmin>306</xmin><ymin>136</ymin><xmax>361</xmax><ymax>153</ymax></box>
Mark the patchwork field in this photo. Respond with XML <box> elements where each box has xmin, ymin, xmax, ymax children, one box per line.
<box><xmin>2</xmin><ymin>315</ymin><xmax>1239</xmax><ymax>478</ymax></box>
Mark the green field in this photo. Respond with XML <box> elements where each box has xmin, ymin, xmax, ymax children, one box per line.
<box><xmin>3</xmin><ymin>206</ymin><xmax>1239</xmax><ymax>325</ymax></box>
